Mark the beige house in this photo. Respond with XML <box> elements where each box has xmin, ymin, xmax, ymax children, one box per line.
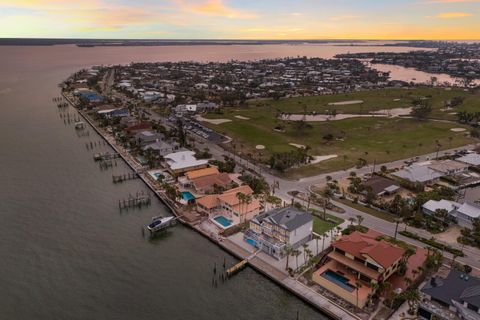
<box><xmin>312</xmin><ymin>230</ymin><xmax>405</xmax><ymax>308</ymax></box>
<box><xmin>196</xmin><ymin>185</ymin><xmax>261</xmax><ymax>226</ymax></box>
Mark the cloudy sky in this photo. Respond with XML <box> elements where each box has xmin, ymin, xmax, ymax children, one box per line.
<box><xmin>0</xmin><ymin>0</ymin><xmax>479</xmax><ymax>39</ymax></box>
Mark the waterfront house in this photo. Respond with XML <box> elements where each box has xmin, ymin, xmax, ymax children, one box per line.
<box><xmin>124</xmin><ymin>122</ymin><xmax>152</xmax><ymax>135</ymax></box>
<box><xmin>196</xmin><ymin>185</ymin><xmax>261</xmax><ymax>227</ymax></box>
<box><xmin>164</xmin><ymin>150</ymin><xmax>209</xmax><ymax>175</ymax></box>
<box><xmin>312</xmin><ymin>230</ymin><xmax>405</xmax><ymax>308</ymax></box>
<box><xmin>419</xmin><ymin>269</ymin><xmax>480</xmax><ymax>320</ymax></box>
<box><xmin>142</xmin><ymin>140</ymin><xmax>180</xmax><ymax>157</ymax></box>
<box><xmin>97</xmin><ymin>107</ymin><xmax>130</xmax><ymax>118</ymax></box>
<box><xmin>179</xmin><ymin>167</ymin><xmax>233</xmax><ymax>194</ymax></box>
<box><xmin>244</xmin><ymin>207</ymin><xmax>313</xmax><ymax>260</ymax></box>
<box><xmin>134</xmin><ymin>131</ymin><xmax>165</xmax><ymax>147</ymax></box>
<box><xmin>422</xmin><ymin>200</ymin><xmax>480</xmax><ymax>229</ymax></box>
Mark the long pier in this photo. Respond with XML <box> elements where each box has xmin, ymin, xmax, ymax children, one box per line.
<box><xmin>61</xmin><ymin>91</ymin><xmax>358</xmax><ymax>320</ymax></box>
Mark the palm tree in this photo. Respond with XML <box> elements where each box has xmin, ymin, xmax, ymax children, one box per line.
<box><xmin>314</xmin><ymin>234</ymin><xmax>320</xmax><ymax>255</ymax></box>
<box><xmin>402</xmin><ymin>288</ymin><xmax>420</xmax><ymax>315</ymax></box>
<box><xmin>294</xmin><ymin>250</ymin><xmax>301</xmax><ymax>270</ymax></box>
<box><xmin>302</xmin><ymin>243</ymin><xmax>309</xmax><ymax>263</ymax></box>
<box><xmin>284</xmin><ymin>245</ymin><xmax>294</xmax><ymax>271</ymax></box>
<box><xmin>394</xmin><ymin>217</ymin><xmax>402</xmax><ymax>240</ymax></box>
<box><xmin>356</xmin><ymin>215</ymin><xmax>364</xmax><ymax>226</ymax></box>
<box><xmin>348</xmin><ymin>217</ymin><xmax>356</xmax><ymax>225</ymax></box>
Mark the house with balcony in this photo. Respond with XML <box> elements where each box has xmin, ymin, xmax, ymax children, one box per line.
<box><xmin>312</xmin><ymin>230</ymin><xmax>405</xmax><ymax>308</ymax></box>
<box><xmin>244</xmin><ymin>207</ymin><xmax>313</xmax><ymax>260</ymax></box>
<box><xmin>196</xmin><ymin>185</ymin><xmax>261</xmax><ymax>227</ymax></box>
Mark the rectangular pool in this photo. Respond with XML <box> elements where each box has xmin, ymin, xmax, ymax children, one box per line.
<box><xmin>213</xmin><ymin>215</ymin><xmax>233</xmax><ymax>228</ymax></box>
<box><xmin>322</xmin><ymin>269</ymin><xmax>355</xmax><ymax>292</ymax></box>
<box><xmin>181</xmin><ymin>191</ymin><xmax>196</xmax><ymax>202</ymax></box>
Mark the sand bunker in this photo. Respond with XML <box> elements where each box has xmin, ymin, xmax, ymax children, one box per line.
<box><xmin>281</xmin><ymin>107</ymin><xmax>412</xmax><ymax>122</ymax></box>
<box><xmin>196</xmin><ymin>115</ymin><xmax>231</xmax><ymax>125</ymax></box>
<box><xmin>370</xmin><ymin>107</ymin><xmax>412</xmax><ymax>117</ymax></box>
<box><xmin>235</xmin><ymin>115</ymin><xmax>250</xmax><ymax>120</ymax></box>
<box><xmin>328</xmin><ymin>100</ymin><xmax>364</xmax><ymax>106</ymax></box>
<box><xmin>451</xmin><ymin>128</ymin><xmax>466</xmax><ymax>132</ymax></box>
<box><xmin>310</xmin><ymin>155</ymin><xmax>338</xmax><ymax>165</ymax></box>
<box><xmin>289</xmin><ymin>143</ymin><xmax>306</xmax><ymax>149</ymax></box>
<box><xmin>256</xmin><ymin>145</ymin><xmax>266</xmax><ymax>150</ymax></box>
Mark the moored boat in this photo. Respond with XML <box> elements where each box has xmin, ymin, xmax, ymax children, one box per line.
<box><xmin>147</xmin><ymin>216</ymin><xmax>175</xmax><ymax>233</ymax></box>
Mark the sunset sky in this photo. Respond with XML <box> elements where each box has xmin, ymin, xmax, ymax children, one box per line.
<box><xmin>0</xmin><ymin>0</ymin><xmax>479</xmax><ymax>39</ymax></box>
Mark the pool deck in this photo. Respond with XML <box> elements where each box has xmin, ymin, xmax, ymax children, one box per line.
<box><xmin>65</xmin><ymin>92</ymin><xmax>359</xmax><ymax>320</ymax></box>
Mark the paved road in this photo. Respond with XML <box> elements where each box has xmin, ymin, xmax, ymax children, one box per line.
<box><xmin>144</xmin><ymin>109</ymin><xmax>480</xmax><ymax>270</ymax></box>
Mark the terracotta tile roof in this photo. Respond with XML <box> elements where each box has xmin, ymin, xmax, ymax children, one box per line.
<box><xmin>191</xmin><ymin>173</ymin><xmax>232</xmax><ymax>191</ymax></box>
<box><xmin>185</xmin><ymin>167</ymin><xmax>219</xmax><ymax>180</ymax></box>
<box><xmin>196</xmin><ymin>185</ymin><xmax>257</xmax><ymax>211</ymax></box>
<box><xmin>218</xmin><ymin>185</ymin><xmax>254</xmax><ymax>206</ymax></box>
<box><xmin>333</xmin><ymin>231</ymin><xmax>405</xmax><ymax>269</ymax></box>
<box><xmin>196</xmin><ymin>195</ymin><xmax>219</xmax><ymax>209</ymax></box>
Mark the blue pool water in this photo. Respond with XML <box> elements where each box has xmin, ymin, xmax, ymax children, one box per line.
<box><xmin>153</xmin><ymin>172</ymin><xmax>164</xmax><ymax>180</ymax></box>
<box><xmin>322</xmin><ymin>270</ymin><xmax>355</xmax><ymax>292</ymax></box>
<box><xmin>213</xmin><ymin>216</ymin><xmax>233</xmax><ymax>228</ymax></box>
<box><xmin>246</xmin><ymin>238</ymin><xmax>257</xmax><ymax>247</ymax></box>
<box><xmin>181</xmin><ymin>191</ymin><xmax>195</xmax><ymax>201</ymax></box>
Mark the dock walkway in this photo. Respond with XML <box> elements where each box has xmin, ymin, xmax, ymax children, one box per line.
<box><xmin>63</xmin><ymin>92</ymin><xmax>359</xmax><ymax>320</ymax></box>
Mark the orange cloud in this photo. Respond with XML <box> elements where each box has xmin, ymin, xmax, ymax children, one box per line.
<box><xmin>177</xmin><ymin>0</ymin><xmax>257</xmax><ymax>19</ymax></box>
<box><xmin>436</xmin><ymin>12</ymin><xmax>473</xmax><ymax>18</ymax></box>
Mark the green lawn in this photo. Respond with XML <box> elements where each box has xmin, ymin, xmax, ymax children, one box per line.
<box><xmin>203</xmin><ymin>88</ymin><xmax>477</xmax><ymax>178</ymax></box>
<box><xmin>245</xmin><ymin>87</ymin><xmax>480</xmax><ymax>120</ymax></box>
<box><xmin>312</xmin><ymin>217</ymin><xmax>338</xmax><ymax>235</ymax></box>
<box><xmin>311</xmin><ymin>210</ymin><xmax>345</xmax><ymax>235</ymax></box>
<box><xmin>336</xmin><ymin>198</ymin><xmax>396</xmax><ymax>223</ymax></box>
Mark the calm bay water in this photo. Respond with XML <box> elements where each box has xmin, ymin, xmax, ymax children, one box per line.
<box><xmin>0</xmin><ymin>43</ymin><xmax>431</xmax><ymax>320</ymax></box>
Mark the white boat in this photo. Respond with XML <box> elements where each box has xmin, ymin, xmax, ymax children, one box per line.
<box><xmin>147</xmin><ymin>216</ymin><xmax>175</xmax><ymax>233</ymax></box>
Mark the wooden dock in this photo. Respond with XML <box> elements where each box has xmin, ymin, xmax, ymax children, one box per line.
<box><xmin>62</xmin><ymin>91</ymin><xmax>359</xmax><ymax>320</ymax></box>
<box><xmin>118</xmin><ymin>193</ymin><xmax>151</xmax><ymax>210</ymax></box>
<box><xmin>113</xmin><ymin>173</ymin><xmax>138</xmax><ymax>184</ymax></box>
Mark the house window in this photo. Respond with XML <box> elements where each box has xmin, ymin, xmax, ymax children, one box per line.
<box><xmin>467</xmin><ymin>303</ymin><xmax>479</xmax><ymax>312</ymax></box>
<box><xmin>366</xmin><ymin>262</ymin><xmax>379</xmax><ymax>272</ymax></box>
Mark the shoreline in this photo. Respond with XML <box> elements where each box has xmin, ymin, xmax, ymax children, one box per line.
<box><xmin>62</xmin><ymin>92</ymin><xmax>358</xmax><ymax>320</ymax></box>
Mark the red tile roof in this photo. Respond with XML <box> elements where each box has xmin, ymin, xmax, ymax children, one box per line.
<box><xmin>333</xmin><ymin>230</ymin><xmax>405</xmax><ymax>269</ymax></box>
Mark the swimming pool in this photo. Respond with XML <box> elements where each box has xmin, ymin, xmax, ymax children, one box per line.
<box><xmin>181</xmin><ymin>191</ymin><xmax>196</xmax><ymax>202</ymax></box>
<box><xmin>246</xmin><ymin>238</ymin><xmax>257</xmax><ymax>247</ymax></box>
<box><xmin>213</xmin><ymin>215</ymin><xmax>233</xmax><ymax>228</ymax></box>
<box><xmin>322</xmin><ymin>269</ymin><xmax>355</xmax><ymax>292</ymax></box>
<box><xmin>154</xmin><ymin>172</ymin><xmax>164</xmax><ymax>180</ymax></box>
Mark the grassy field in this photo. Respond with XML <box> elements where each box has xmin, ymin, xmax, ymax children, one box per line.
<box><xmin>203</xmin><ymin>88</ymin><xmax>477</xmax><ymax>178</ymax></box>
<box><xmin>312</xmin><ymin>213</ymin><xmax>344</xmax><ymax>235</ymax></box>
<box><xmin>244</xmin><ymin>87</ymin><xmax>480</xmax><ymax>120</ymax></box>
<box><xmin>335</xmin><ymin>198</ymin><xmax>396</xmax><ymax>223</ymax></box>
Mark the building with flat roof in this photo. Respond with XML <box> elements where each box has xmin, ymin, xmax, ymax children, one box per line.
<box><xmin>163</xmin><ymin>151</ymin><xmax>209</xmax><ymax>175</ymax></box>
<box><xmin>457</xmin><ymin>153</ymin><xmax>480</xmax><ymax>167</ymax></box>
<box><xmin>244</xmin><ymin>207</ymin><xmax>313</xmax><ymax>260</ymax></box>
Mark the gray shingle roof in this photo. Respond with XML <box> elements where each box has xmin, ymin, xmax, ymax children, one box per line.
<box><xmin>422</xmin><ymin>269</ymin><xmax>480</xmax><ymax>309</ymax></box>
<box><xmin>254</xmin><ymin>207</ymin><xmax>313</xmax><ymax>231</ymax></box>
